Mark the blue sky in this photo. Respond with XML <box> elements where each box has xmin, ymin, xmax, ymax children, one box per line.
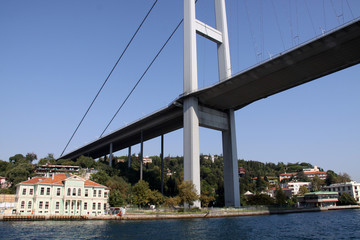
<box><xmin>1</xmin><ymin>0</ymin><xmax>359</xmax><ymax>181</ymax></box>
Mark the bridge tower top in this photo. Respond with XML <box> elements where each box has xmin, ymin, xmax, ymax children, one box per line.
<box><xmin>183</xmin><ymin>0</ymin><xmax>231</xmax><ymax>94</ymax></box>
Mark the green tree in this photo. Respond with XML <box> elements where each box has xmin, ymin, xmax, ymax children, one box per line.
<box><xmin>255</xmin><ymin>174</ymin><xmax>266</xmax><ymax>193</ymax></box>
<box><xmin>325</xmin><ymin>170</ymin><xmax>338</xmax><ymax>186</ymax></box>
<box><xmin>164</xmin><ymin>196</ymin><xmax>180</xmax><ymax>209</ymax></box>
<box><xmin>109</xmin><ymin>189</ymin><xmax>127</xmax><ymax>207</ymax></box>
<box><xmin>338</xmin><ymin>193</ymin><xmax>358</xmax><ymax>206</ymax></box>
<box><xmin>25</xmin><ymin>153</ymin><xmax>37</xmax><ymax>163</ymax></box>
<box><xmin>132</xmin><ymin>180</ymin><xmax>151</xmax><ymax>207</ymax></box>
<box><xmin>296</xmin><ymin>171</ymin><xmax>309</xmax><ymax>182</ymax></box>
<box><xmin>76</xmin><ymin>156</ymin><xmax>96</xmax><ymax>168</ymax></box>
<box><xmin>149</xmin><ymin>190</ymin><xmax>165</xmax><ymax>206</ymax></box>
<box><xmin>107</xmin><ymin>176</ymin><xmax>130</xmax><ymax>207</ymax></box>
<box><xmin>9</xmin><ymin>154</ymin><xmax>26</xmax><ymax>164</ymax></box>
<box><xmin>0</xmin><ymin>160</ymin><xmax>10</xmax><ymax>176</ymax></box>
<box><xmin>337</xmin><ymin>173</ymin><xmax>351</xmax><ymax>183</ymax></box>
<box><xmin>311</xmin><ymin>176</ymin><xmax>324</xmax><ymax>192</ymax></box>
<box><xmin>246</xmin><ymin>194</ymin><xmax>274</xmax><ymax>205</ymax></box>
<box><xmin>200</xmin><ymin>192</ymin><xmax>216</xmax><ymax>207</ymax></box>
<box><xmin>38</xmin><ymin>153</ymin><xmax>56</xmax><ymax>165</ymax></box>
<box><xmin>6</xmin><ymin>162</ymin><xmax>34</xmax><ymax>192</ymax></box>
<box><xmin>298</xmin><ymin>185</ymin><xmax>310</xmax><ymax>196</ymax></box>
<box><xmin>275</xmin><ymin>187</ymin><xmax>287</xmax><ymax>205</ymax></box>
<box><xmin>177</xmin><ymin>180</ymin><xmax>199</xmax><ymax>208</ymax></box>
<box><xmin>90</xmin><ymin>170</ymin><xmax>110</xmax><ymax>185</ymax></box>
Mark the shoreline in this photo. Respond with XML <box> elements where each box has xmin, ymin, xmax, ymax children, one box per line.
<box><xmin>1</xmin><ymin>205</ymin><xmax>359</xmax><ymax>221</ymax></box>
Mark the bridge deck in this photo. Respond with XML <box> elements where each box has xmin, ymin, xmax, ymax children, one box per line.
<box><xmin>61</xmin><ymin>19</ymin><xmax>360</xmax><ymax>160</ymax></box>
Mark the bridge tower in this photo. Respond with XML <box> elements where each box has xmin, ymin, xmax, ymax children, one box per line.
<box><xmin>183</xmin><ymin>0</ymin><xmax>240</xmax><ymax>207</ymax></box>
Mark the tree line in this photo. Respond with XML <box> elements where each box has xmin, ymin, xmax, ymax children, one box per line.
<box><xmin>0</xmin><ymin>152</ymin><xmax>356</xmax><ymax>207</ymax></box>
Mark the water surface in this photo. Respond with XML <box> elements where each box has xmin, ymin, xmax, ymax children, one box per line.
<box><xmin>1</xmin><ymin>209</ymin><xmax>359</xmax><ymax>239</ymax></box>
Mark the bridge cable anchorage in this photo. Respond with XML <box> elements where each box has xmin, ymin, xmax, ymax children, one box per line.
<box><xmin>59</xmin><ymin>0</ymin><xmax>159</xmax><ymax>157</ymax></box>
<box><xmin>99</xmin><ymin>0</ymin><xmax>200</xmax><ymax>138</ymax></box>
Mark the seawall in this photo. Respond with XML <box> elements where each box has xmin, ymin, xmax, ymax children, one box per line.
<box><xmin>0</xmin><ymin>205</ymin><xmax>358</xmax><ymax>221</ymax></box>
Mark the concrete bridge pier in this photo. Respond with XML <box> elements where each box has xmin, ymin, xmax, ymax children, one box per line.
<box><xmin>128</xmin><ymin>146</ymin><xmax>131</xmax><ymax>168</ymax></box>
<box><xmin>183</xmin><ymin>0</ymin><xmax>240</xmax><ymax>207</ymax></box>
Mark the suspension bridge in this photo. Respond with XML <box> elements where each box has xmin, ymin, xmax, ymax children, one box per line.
<box><xmin>60</xmin><ymin>0</ymin><xmax>360</xmax><ymax>207</ymax></box>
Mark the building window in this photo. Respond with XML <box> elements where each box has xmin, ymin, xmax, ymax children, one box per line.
<box><xmin>93</xmin><ymin>190</ymin><xmax>97</xmax><ymax>197</ymax></box>
<box><xmin>104</xmin><ymin>192</ymin><xmax>108</xmax><ymax>198</ymax></box>
<box><xmin>98</xmin><ymin>203</ymin><xmax>101</xmax><ymax>210</ymax></box>
<box><xmin>21</xmin><ymin>201</ymin><xmax>25</xmax><ymax>209</ymax></box>
<box><xmin>73</xmin><ymin>188</ymin><xmax>76</xmax><ymax>196</ymax></box>
<box><xmin>57</xmin><ymin>188</ymin><xmax>61</xmax><ymax>196</ymax></box>
<box><xmin>65</xmin><ymin>201</ymin><xmax>68</xmax><ymax>210</ymax></box>
<box><xmin>22</xmin><ymin>188</ymin><xmax>26</xmax><ymax>195</ymax></box>
<box><xmin>46</xmin><ymin>187</ymin><xmax>51</xmax><ymax>195</ymax></box>
<box><xmin>348</xmin><ymin>186</ymin><xmax>351</xmax><ymax>190</ymax></box>
<box><xmin>98</xmin><ymin>190</ymin><xmax>101</xmax><ymax>198</ymax></box>
<box><xmin>40</xmin><ymin>187</ymin><xmax>45</xmax><ymax>195</ymax></box>
<box><xmin>84</xmin><ymin>202</ymin><xmax>87</xmax><ymax>210</ymax></box>
<box><xmin>28</xmin><ymin>201</ymin><xmax>32</xmax><ymax>209</ymax></box>
<box><xmin>92</xmin><ymin>203</ymin><xmax>96</xmax><ymax>210</ymax></box>
<box><xmin>56</xmin><ymin>202</ymin><xmax>60</xmax><ymax>210</ymax></box>
<box><xmin>71</xmin><ymin>201</ymin><xmax>74</xmax><ymax>210</ymax></box>
<box><xmin>45</xmin><ymin>202</ymin><xmax>49</xmax><ymax>209</ymax></box>
<box><xmin>67</xmin><ymin>188</ymin><xmax>71</xmax><ymax>196</ymax></box>
<box><xmin>104</xmin><ymin>203</ymin><xmax>107</xmax><ymax>211</ymax></box>
<box><xmin>78</xmin><ymin>188</ymin><xmax>81</xmax><ymax>197</ymax></box>
<box><xmin>29</xmin><ymin>189</ymin><xmax>33</xmax><ymax>195</ymax></box>
<box><xmin>85</xmin><ymin>189</ymin><xmax>88</xmax><ymax>197</ymax></box>
<box><xmin>39</xmin><ymin>201</ymin><xmax>43</xmax><ymax>209</ymax></box>
<box><xmin>77</xmin><ymin>201</ymin><xmax>80</xmax><ymax>210</ymax></box>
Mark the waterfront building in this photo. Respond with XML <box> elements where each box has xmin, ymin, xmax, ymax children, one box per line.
<box><xmin>323</xmin><ymin>181</ymin><xmax>360</xmax><ymax>203</ymax></box>
<box><xmin>15</xmin><ymin>173</ymin><xmax>109</xmax><ymax>216</ymax></box>
<box><xmin>0</xmin><ymin>194</ymin><xmax>16</xmax><ymax>214</ymax></box>
<box><xmin>297</xmin><ymin>191</ymin><xmax>338</xmax><ymax>208</ymax></box>
<box><xmin>35</xmin><ymin>164</ymin><xmax>80</xmax><ymax>177</ymax></box>
<box><xmin>282</xmin><ymin>181</ymin><xmax>312</xmax><ymax>195</ymax></box>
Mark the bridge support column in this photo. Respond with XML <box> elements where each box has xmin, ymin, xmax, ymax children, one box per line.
<box><xmin>109</xmin><ymin>143</ymin><xmax>113</xmax><ymax>167</ymax></box>
<box><xmin>222</xmin><ymin>109</ymin><xmax>240</xmax><ymax>207</ymax></box>
<box><xmin>183</xmin><ymin>97</ymin><xmax>201</xmax><ymax>208</ymax></box>
<box><xmin>140</xmin><ymin>131</ymin><xmax>143</xmax><ymax>181</ymax></box>
<box><xmin>161</xmin><ymin>134</ymin><xmax>164</xmax><ymax>195</ymax></box>
<box><xmin>128</xmin><ymin>146</ymin><xmax>131</xmax><ymax>168</ymax></box>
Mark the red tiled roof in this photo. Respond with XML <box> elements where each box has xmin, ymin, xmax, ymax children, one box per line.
<box><xmin>17</xmin><ymin>173</ymin><xmax>107</xmax><ymax>189</ymax></box>
<box><xmin>280</xmin><ymin>171</ymin><xmax>326</xmax><ymax>176</ymax></box>
<box><xmin>280</xmin><ymin>173</ymin><xmax>297</xmax><ymax>176</ymax></box>
<box><xmin>19</xmin><ymin>177</ymin><xmax>47</xmax><ymax>185</ymax></box>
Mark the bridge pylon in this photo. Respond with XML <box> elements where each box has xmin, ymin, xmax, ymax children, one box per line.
<box><xmin>183</xmin><ymin>0</ymin><xmax>240</xmax><ymax>207</ymax></box>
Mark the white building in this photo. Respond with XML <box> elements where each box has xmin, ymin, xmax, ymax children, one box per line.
<box><xmin>303</xmin><ymin>165</ymin><xmax>320</xmax><ymax>173</ymax></box>
<box><xmin>282</xmin><ymin>181</ymin><xmax>312</xmax><ymax>195</ymax></box>
<box><xmin>323</xmin><ymin>181</ymin><xmax>360</xmax><ymax>203</ymax></box>
<box><xmin>15</xmin><ymin>173</ymin><xmax>109</xmax><ymax>216</ymax></box>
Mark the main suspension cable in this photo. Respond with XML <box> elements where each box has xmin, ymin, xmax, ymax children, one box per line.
<box><xmin>60</xmin><ymin>0</ymin><xmax>158</xmax><ymax>157</ymax></box>
<box><xmin>100</xmin><ymin>0</ymin><xmax>200</xmax><ymax>138</ymax></box>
